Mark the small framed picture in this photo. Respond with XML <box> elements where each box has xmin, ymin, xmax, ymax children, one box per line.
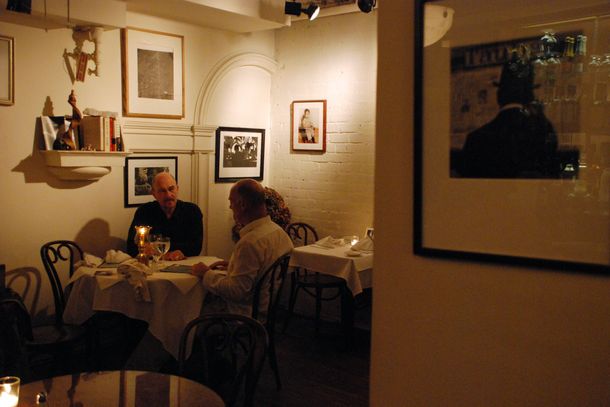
<box><xmin>0</xmin><ymin>35</ymin><xmax>14</xmax><ymax>106</ymax></box>
<box><xmin>124</xmin><ymin>156</ymin><xmax>177</xmax><ymax>207</ymax></box>
<box><xmin>365</xmin><ymin>228</ymin><xmax>374</xmax><ymax>240</ymax></box>
<box><xmin>121</xmin><ymin>28</ymin><xmax>184</xmax><ymax>119</ymax></box>
<box><xmin>215</xmin><ymin>127</ymin><xmax>265</xmax><ymax>183</ymax></box>
<box><xmin>291</xmin><ymin>100</ymin><xmax>327</xmax><ymax>152</ymax></box>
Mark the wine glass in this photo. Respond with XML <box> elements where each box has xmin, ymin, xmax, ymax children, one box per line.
<box><xmin>153</xmin><ymin>236</ymin><xmax>171</xmax><ymax>269</ymax></box>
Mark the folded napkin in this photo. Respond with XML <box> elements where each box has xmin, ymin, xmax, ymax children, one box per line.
<box><xmin>117</xmin><ymin>261</ymin><xmax>152</xmax><ymax>302</ymax></box>
<box><xmin>104</xmin><ymin>249</ymin><xmax>132</xmax><ymax>264</ymax></box>
<box><xmin>76</xmin><ymin>253</ymin><xmax>104</xmax><ymax>269</ymax></box>
<box><xmin>351</xmin><ymin>236</ymin><xmax>374</xmax><ymax>253</ymax></box>
<box><xmin>313</xmin><ymin>236</ymin><xmax>346</xmax><ymax>249</ymax></box>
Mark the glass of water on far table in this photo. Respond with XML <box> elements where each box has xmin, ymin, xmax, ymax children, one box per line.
<box><xmin>152</xmin><ymin>235</ymin><xmax>171</xmax><ymax>271</ymax></box>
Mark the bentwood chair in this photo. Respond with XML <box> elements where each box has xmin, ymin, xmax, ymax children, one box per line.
<box><xmin>252</xmin><ymin>254</ymin><xmax>290</xmax><ymax>390</ymax></box>
<box><xmin>283</xmin><ymin>222</ymin><xmax>349</xmax><ymax>336</ymax></box>
<box><xmin>178</xmin><ymin>313</ymin><xmax>268</xmax><ymax>407</ymax></box>
<box><xmin>37</xmin><ymin>240</ymin><xmax>90</xmax><ymax>374</ymax></box>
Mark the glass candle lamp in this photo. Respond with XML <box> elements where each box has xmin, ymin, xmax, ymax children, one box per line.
<box><xmin>134</xmin><ymin>225</ymin><xmax>152</xmax><ymax>265</ymax></box>
<box><xmin>0</xmin><ymin>376</ymin><xmax>20</xmax><ymax>407</ymax></box>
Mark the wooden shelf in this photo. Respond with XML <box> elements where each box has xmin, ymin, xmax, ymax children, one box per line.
<box><xmin>41</xmin><ymin>150</ymin><xmax>130</xmax><ymax>181</ymax></box>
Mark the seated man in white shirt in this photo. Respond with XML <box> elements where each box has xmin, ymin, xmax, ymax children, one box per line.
<box><xmin>191</xmin><ymin>178</ymin><xmax>293</xmax><ymax>317</ymax></box>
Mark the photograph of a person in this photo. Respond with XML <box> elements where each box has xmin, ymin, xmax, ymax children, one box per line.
<box><xmin>291</xmin><ymin>100</ymin><xmax>327</xmax><ymax>152</ymax></box>
<box><xmin>125</xmin><ymin>156</ymin><xmax>178</xmax><ymax>207</ymax></box>
<box><xmin>222</xmin><ymin>135</ymin><xmax>259</xmax><ymax>168</ymax></box>
<box><xmin>215</xmin><ymin>127</ymin><xmax>265</xmax><ymax>182</ymax></box>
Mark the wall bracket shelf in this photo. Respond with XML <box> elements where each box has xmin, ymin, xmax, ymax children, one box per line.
<box><xmin>41</xmin><ymin>150</ymin><xmax>130</xmax><ymax>181</ymax></box>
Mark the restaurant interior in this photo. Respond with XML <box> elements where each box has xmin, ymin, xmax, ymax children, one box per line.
<box><xmin>1</xmin><ymin>0</ymin><xmax>609</xmax><ymax>405</ymax></box>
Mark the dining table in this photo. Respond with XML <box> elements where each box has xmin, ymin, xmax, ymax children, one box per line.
<box><xmin>288</xmin><ymin>242</ymin><xmax>373</xmax><ymax>336</ymax></box>
<box><xmin>17</xmin><ymin>370</ymin><xmax>225</xmax><ymax>406</ymax></box>
<box><xmin>62</xmin><ymin>256</ymin><xmax>222</xmax><ymax>360</ymax></box>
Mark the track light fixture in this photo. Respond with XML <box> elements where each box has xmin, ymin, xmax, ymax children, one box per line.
<box><xmin>284</xmin><ymin>1</ymin><xmax>321</xmax><ymax>21</ymax></box>
<box><xmin>357</xmin><ymin>0</ymin><xmax>376</xmax><ymax>13</ymax></box>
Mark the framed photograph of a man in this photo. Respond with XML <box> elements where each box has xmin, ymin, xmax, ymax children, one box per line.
<box><xmin>124</xmin><ymin>156</ymin><xmax>178</xmax><ymax>207</ymax></box>
<box><xmin>215</xmin><ymin>127</ymin><xmax>265</xmax><ymax>183</ymax></box>
<box><xmin>291</xmin><ymin>100</ymin><xmax>326</xmax><ymax>152</ymax></box>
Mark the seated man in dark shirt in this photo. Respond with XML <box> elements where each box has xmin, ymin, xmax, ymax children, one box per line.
<box><xmin>127</xmin><ymin>172</ymin><xmax>203</xmax><ymax>260</ymax></box>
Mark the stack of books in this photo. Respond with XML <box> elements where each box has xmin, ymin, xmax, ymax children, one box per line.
<box><xmin>79</xmin><ymin>110</ymin><xmax>125</xmax><ymax>152</ymax></box>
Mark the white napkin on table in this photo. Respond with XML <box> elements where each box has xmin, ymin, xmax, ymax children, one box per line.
<box><xmin>77</xmin><ymin>253</ymin><xmax>104</xmax><ymax>268</ymax></box>
<box><xmin>351</xmin><ymin>236</ymin><xmax>374</xmax><ymax>253</ymax></box>
<box><xmin>313</xmin><ymin>236</ymin><xmax>345</xmax><ymax>249</ymax></box>
<box><xmin>104</xmin><ymin>249</ymin><xmax>132</xmax><ymax>264</ymax></box>
<box><xmin>117</xmin><ymin>261</ymin><xmax>152</xmax><ymax>302</ymax></box>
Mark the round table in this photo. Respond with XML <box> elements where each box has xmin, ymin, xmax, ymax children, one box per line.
<box><xmin>17</xmin><ymin>370</ymin><xmax>224</xmax><ymax>406</ymax></box>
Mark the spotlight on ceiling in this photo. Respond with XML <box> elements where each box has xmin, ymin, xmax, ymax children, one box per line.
<box><xmin>357</xmin><ymin>0</ymin><xmax>376</xmax><ymax>13</ymax></box>
<box><xmin>284</xmin><ymin>1</ymin><xmax>321</xmax><ymax>21</ymax></box>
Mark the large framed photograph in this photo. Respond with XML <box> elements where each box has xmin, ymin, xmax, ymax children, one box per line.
<box><xmin>0</xmin><ymin>35</ymin><xmax>14</xmax><ymax>106</ymax></box>
<box><xmin>414</xmin><ymin>0</ymin><xmax>610</xmax><ymax>273</ymax></box>
<box><xmin>124</xmin><ymin>156</ymin><xmax>178</xmax><ymax>207</ymax></box>
<box><xmin>291</xmin><ymin>100</ymin><xmax>326</xmax><ymax>152</ymax></box>
<box><xmin>215</xmin><ymin>127</ymin><xmax>265</xmax><ymax>183</ymax></box>
<box><xmin>121</xmin><ymin>28</ymin><xmax>184</xmax><ymax>119</ymax></box>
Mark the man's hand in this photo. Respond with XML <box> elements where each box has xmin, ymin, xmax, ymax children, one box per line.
<box><xmin>208</xmin><ymin>260</ymin><xmax>228</xmax><ymax>271</ymax></box>
<box><xmin>191</xmin><ymin>262</ymin><xmax>209</xmax><ymax>277</ymax></box>
<box><xmin>163</xmin><ymin>250</ymin><xmax>186</xmax><ymax>261</ymax></box>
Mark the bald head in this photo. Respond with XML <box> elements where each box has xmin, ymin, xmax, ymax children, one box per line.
<box><xmin>229</xmin><ymin>179</ymin><xmax>267</xmax><ymax>225</ymax></box>
<box><xmin>152</xmin><ymin>172</ymin><xmax>179</xmax><ymax>217</ymax></box>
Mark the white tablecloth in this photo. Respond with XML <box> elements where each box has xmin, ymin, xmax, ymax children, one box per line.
<box><xmin>63</xmin><ymin>256</ymin><xmax>222</xmax><ymax>359</ymax></box>
<box><xmin>288</xmin><ymin>245</ymin><xmax>373</xmax><ymax>295</ymax></box>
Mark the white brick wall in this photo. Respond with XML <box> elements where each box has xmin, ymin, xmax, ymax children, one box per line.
<box><xmin>271</xmin><ymin>11</ymin><xmax>377</xmax><ymax>240</ymax></box>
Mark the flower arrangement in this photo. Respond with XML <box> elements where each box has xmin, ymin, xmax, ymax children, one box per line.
<box><xmin>232</xmin><ymin>186</ymin><xmax>292</xmax><ymax>241</ymax></box>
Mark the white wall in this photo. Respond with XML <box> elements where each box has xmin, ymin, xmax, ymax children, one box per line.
<box><xmin>0</xmin><ymin>12</ymin><xmax>275</xmax><ymax>321</ymax></box>
<box><xmin>371</xmin><ymin>0</ymin><xmax>610</xmax><ymax>405</ymax></box>
<box><xmin>271</xmin><ymin>11</ymin><xmax>377</xmax><ymax>240</ymax></box>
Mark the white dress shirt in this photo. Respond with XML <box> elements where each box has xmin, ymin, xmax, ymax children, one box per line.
<box><xmin>202</xmin><ymin>216</ymin><xmax>293</xmax><ymax>317</ymax></box>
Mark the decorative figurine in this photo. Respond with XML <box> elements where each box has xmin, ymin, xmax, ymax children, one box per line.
<box><xmin>53</xmin><ymin>90</ymin><xmax>82</xmax><ymax>150</ymax></box>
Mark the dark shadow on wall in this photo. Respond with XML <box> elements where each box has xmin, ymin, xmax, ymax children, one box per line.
<box><xmin>11</xmin><ymin>98</ymin><xmax>95</xmax><ymax>189</ymax></box>
<box><xmin>75</xmin><ymin>218</ymin><xmax>127</xmax><ymax>258</ymax></box>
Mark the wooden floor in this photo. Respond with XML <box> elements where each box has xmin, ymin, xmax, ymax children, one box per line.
<box><xmin>254</xmin><ymin>311</ymin><xmax>371</xmax><ymax>407</ymax></box>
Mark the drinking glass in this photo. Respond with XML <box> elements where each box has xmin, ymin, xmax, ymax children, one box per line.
<box><xmin>153</xmin><ymin>236</ymin><xmax>171</xmax><ymax>268</ymax></box>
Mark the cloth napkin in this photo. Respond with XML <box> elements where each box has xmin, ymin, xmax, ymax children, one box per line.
<box><xmin>117</xmin><ymin>261</ymin><xmax>152</xmax><ymax>302</ymax></box>
<box><xmin>351</xmin><ymin>236</ymin><xmax>374</xmax><ymax>253</ymax></box>
<box><xmin>313</xmin><ymin>236</ymin><xmax>346</xmax><ymax>249</ymax></box>
<box><xmin>78</xmin><ymin>253</ymin><xmax>104</xmax><ymax>268</ymax></box>
<box><xmin>104</xmin><ymin>249</ymin><xmax>132</xmax><ymax>264</ymax></box>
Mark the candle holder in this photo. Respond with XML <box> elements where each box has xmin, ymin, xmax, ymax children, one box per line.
<box><xmin>0</xmin><ymin>376</ymin><xmax>20</xmax><ymax>407</ymax></box>
<box><xmin>133</xmin><ymin>225</ymin><xmax>152</xmax><ymax>266</ymax></box>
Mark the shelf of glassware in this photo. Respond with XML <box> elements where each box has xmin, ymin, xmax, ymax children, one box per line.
<box><xmin>41</xmin><ymin>150</ymin><xmax>130</xmax><ymax>181</ymax></box>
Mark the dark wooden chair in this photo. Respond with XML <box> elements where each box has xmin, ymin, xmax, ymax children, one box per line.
<box><xmin>37</xmin><ymin>240</ymin><xmax>91</xmax><ymax>375</ymax></box>
<box><xmin>178</xmin><ymin>313</ymin><xmax>268</xmax><ymax>407</ymax></box>
<box><xmin>283</xmin><ymin>222</ymin><xmax>349</xmax><ymax>336</ymax></box>
<box><xmin>252</xmin><ymin>254</ymin><xmax>290</xmax><ymax>390</ymax></box>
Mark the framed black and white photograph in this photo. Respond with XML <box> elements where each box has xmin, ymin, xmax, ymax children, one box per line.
<box><xmin>291</xmin><ymin>100</ymin><xmax>327</xmax><ymax>152</ymax></box>
<box><xmin>121</xmin><ymin>28</ymin><xmax>184</xmax><ymax>119</ymax></box>
<box><xmin>215</xmin><ymin>127</ymin><xmax>265</xmax><ymax>183</ymax></box>
<box><xmin>414</xmin><ymin>0</ymin><xmax>609</xmax><ymax>273</ymax></box>
<box><xmin>124</xmin><ymin>156</ymin><xmax>177</xmax><ymax>207</ymax></box>
<box><xmin>0</xmin><ymin>35</ymin><xmax>14</xmax><ymax>106</ymax></box>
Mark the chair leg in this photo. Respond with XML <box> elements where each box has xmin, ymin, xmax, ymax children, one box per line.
<box><xmin>314</xmin><ymin>286</ymin><xmax>322</xmax><ymax>335</ymax></box>
<box><xmin>282</xmin><ymin>275</ymin><xmax>299</xmax><ymax>333</ymax></box>
<box><xmin>340</xmin><ymin>285</ymin><xmax>355</xmax><ymax>348</ymax></box>
<box><xmin>267</xmin><ymin>332</ymin><xmax>282</xmax><ymax>390</ymax></box>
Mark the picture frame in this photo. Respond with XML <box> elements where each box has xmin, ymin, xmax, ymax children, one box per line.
<box><xmin>121</xmin><ymin>27</ymin><xmax>184</xmax><ymax>119</ymax></box>
<box><xmin>0</xmin><ymin>35</ymin><xmax>14</xmax><ymax>106</ymax></box>
<box><xmin>215</xmin><ymin>127</ymin><xmax>265</xmax><ymax>183</ymax></box>
<box><xmin>124</xmin><ymin>156</ymin><xmax>178</xmax><ymax>207</ymax></box>
<box><xmin>291</xmin><ymin>100</ymin><xmax>327</xmax><ymax>152</ymax></box>
<box><xmin>414</xmin><ymin>0</ymin><xmax>610</xmax><ymax>273</ymax></box>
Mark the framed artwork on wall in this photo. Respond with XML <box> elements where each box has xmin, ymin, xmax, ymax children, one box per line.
<box><xmin>124</xmin><ymin>156</ymin><xmax>178</xmax><ymax>207</ymax></box>
<box><xmin>413</xmin><ymin>0</ymin><xmax>609</xmax><ymax>273</ymax></box>
<box><xmin>291</xmin><ymin>100</ymin><xmax>327</xmax><ymax>152</ymax></box>
<box><xmin>215</xmin><ymin>127</ymin><xmax>265</xmax><ymax>183</ymax></box>
<box><xmin>0</xmin><ymin>35</ymin><xmax>14</xmax><ymax>106</ymax></box>
<box><xmin>121</xmin><ymin>28</ymin><xmax>184</xmax><ymax>119</ymax></box>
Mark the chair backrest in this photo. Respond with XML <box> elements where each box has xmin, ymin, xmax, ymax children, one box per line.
<box><xmin>0</xmin><ymin>297</ymin><xmax>33</xmax><ymax>378</ymax></box>
<box><xmin>178</xmin><ymin>313</ymin><xmax>268</xmax><ymax>407</ymax></box>
<box><xmin>251</xmin><ymin>254</ymin><xmax>290</xmax><ymax>328</ymax></box>
<box><xmin>285</xmin><ymin>222</ymin><xmax>318</xmax><ymax>247</ymax></box>
<box><xmin>40</xmin><ymin>240</ymin><xmax>83</xmax><ymax>326</ymax></box>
